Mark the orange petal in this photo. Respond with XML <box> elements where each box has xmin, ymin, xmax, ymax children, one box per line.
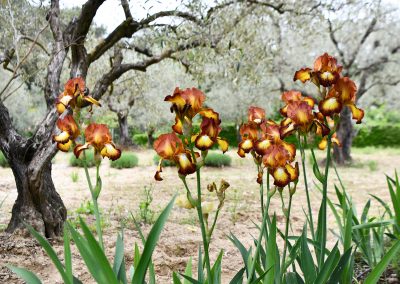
<box><xmin>53</xmin><ymin>131</ymin><xmax>70</xmax><ymax>143</ymax></box>
<box><xmin>154</xmin><ymin>132</ymin><xmax>183</xmax><ymax>159</ymax></box>
<box><xmin>280</xmin><ymin>121</ymin><xmax>297</xmax><ymax>138</ymax></box>
<box><xmin>257</xmin><ymin>171</ymin><xmax>263</xmax><ymax>184</ymax></box>
<box><xmin>348</xmin><ymin>103</ymin><xmax>364</xmax><ymax>124</ymax></box>
<box><xmin>281</xmin><ymin>141</ymin><xmax>296</xmax><ymax>161</ymax></box>
<box><xmin>332</xmin><ymin>135</ymin><xmax>341</xmax><ymax>147</ymax></box>
<box><xmin>293</xmin><ymin>68</ymin><xmax>312</xmax><ymax>83</ymax></box>
<box><xmin>281</xmin><ymin>90</ymin><xmax>303</xmax><ymax>103</ymax></box>
<box><xmin>286</xmin><ymin>162</ymin><xmax>299</xmax><ymax>182</ymax></box>
<box><xmin>318</xmin><ymin>96</ymin><xmax>342</xmax><ymax>117</ymax></box>
<box><xmin>239</xmin><ymin>139</ymin><xmax>254</xmax><ymax>153</ymax></box>
<box><xmin>57</xmin><ymin>140</ymin><xmax>72</xmax><ymax>152</ymax></box>
<box><xmin>217</xmin><ymin>138</ymin><xmax>229</xmax><ymax>153</ymax></box>
<box><xmin>74</xmin><ymin>143</ymin><xmax>90</xmax><ymax>158</ymax></box>
<box><xmin>239</xmin><ymin>123</ymin><xmax>259</xmax><ymax>140</ymax></box>
<box><xmin>287</xmin><ymin>101</ymin><xmax>314</xmax><ymax>128</ymax></box>
<box><xmin>172</xmin><ymin>116</ymin><xmax>183</xmax><ymax>135</ymax></box>
<box><xmin>248</xmin><ymin>106</ymin><xmax>266</xmax><ymax>124</ymax></box>
<box><xmin>318</xmin><ymin>137</ymin><xmax>327</xmax><ymax>150</ymax></box>
<box><xmin>237</xmin><ymin>147</ymin><xmax>246</xmax><ymax>158</ymax></box>
<box><xmin>254</xmin><ymin>139</ymin><xmax>271</xmax><ymax>155</ymax></box>
<box><xmin>100</xmin><ymin>143</ymin><xmax>121</xmax><ymax>161</ymax></box>
<box><xmin>180</xmin><ymin>88</ymin><xmax>206</xmax><ymax>117</ymax></box>
<box><xmin>155</xmin><ymin>159</ymin><xmax>163</xmax><ymax>181</ymax></box>
<box><xmin>195</xmin><ymin>135</ymin><xmax>214</xmax><ymax>151</ymax></box>
<box><xmin>83</xmin><ymin>95</ymin><xmax>102</xmax><ymax>107</ymax></box>
<box><xmin>175</xmin><ymin>153</ymin><xmax>196</xmax><ymax>176</ymax></box>
<box><xmin>64</xmin><ymin>77</ymin><xmax>85</xmax><ymax>97</ymax></box>
<box><xmin>198</xmin><ymin>108</ymin><xmax>220</xmax><ymax>122</ymax></box>
<box><xmin>85</xmin><ymin>123</ymin><xmax>112</xmax><ymax>150</ymax></box>
<box><xmin>313</xmin><ymin>119</ymin><xmax>331</xmax><ymax>137</ymax></box>
<box><xmin>271</xmin><ymin>167</ymin><xmax>290</xmax><ymax>187</ymax></box>
<box><xmin>262</xmin><ymin>144</ymin><xmax>289</xmax><ymax>168</ymax></box>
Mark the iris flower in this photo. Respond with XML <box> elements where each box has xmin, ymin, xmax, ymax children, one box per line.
<box><xmin>165</xmin><ymin>87</ymin><xmax>206</xmax><ymax>135</ymax></box>
<box><xmin>237</xmin><ymin>107</ymin><xmax>298</xmax><ymax>187</ymax></box>
<box><xmin>53</xmin><ymin>115</ymin><xmax>80</xmax><ymax>152</ymax></box>
<box><xmin>294</xmin><ymin>53</ymin><xmax>342</xmax><ymax>87</ymax></box>
<box><xmin>153</xmin><ymin>132</ymin><xmax>197</xmax><ymax>180</ymax></box>
<box><xmin>319</xmin><ymin>77</ymin><xmax>364</xmax><ymax>124</ymax></box>
<box><xmin>56</xmin><ymin>77</ymin><xmax>101</xmax><ymax>114</ymax></box>
<box><xmin>190</xmin><ymin>108</ymin><xmax>228</xmax><ymax>153</ymax></box>
<box><xmin>74</xmin><ymin>123</ymin><xmax>121</xmax><ymax>161</ymax></box>
<box><xmin>279</xmin><ymin>90</ymin><xmax>330</xmax><ymax>138</ymax></box>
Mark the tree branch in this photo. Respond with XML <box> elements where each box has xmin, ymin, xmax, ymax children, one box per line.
<box><xmin>121</xmin><ymin>0</ymin><xmax>132</xmax><ymax>19</ymax></box>
<box><xmin>328</xmin><ymin>19</ymin><xmax>346</xmax><ymax>64</ymax></box>
<box><xmin>91</xmin><ymin>37</ymin><xmax>219</xmax><ymax>100</ymax></box>
<box><xmin>19</xmin><ymin>35</ymin><xmax>50</xmax><ymax>56</ymax></box>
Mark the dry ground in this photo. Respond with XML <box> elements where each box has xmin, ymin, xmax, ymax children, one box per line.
<box><xmin>0</xmin><ymin>147</ymin><xmax>399</xmax><ymax>283</ymax></box>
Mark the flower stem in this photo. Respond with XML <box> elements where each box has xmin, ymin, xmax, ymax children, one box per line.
<box><xmin>281</xmin><ymin>193</ymin><xmax>293</xmax><ymax>276</ymax></box>
<box><xmin>298</xmin><ymin>133</ymin><xmax>315</xmax><ymax>241</ymax></box>
<box><xmin>83</xmin><ymin>157</ymin><xmax>104</xmax><ymax>250</ymax></box>
<box><xmin>247</xmin><ymin>182</ymin><xmax>271</xmax><ymax>283</ymax></box>
<box><xmin>194</xmin><ymin>168</ymin><xmax>212</xmax><ymax>282</ymax></box>
<box><xmin>319</xmin><ymin>134</ymin><xmax>332</xmax><ymax>267</ymax></box>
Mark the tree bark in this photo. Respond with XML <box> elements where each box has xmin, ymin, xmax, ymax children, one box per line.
<box><xmin>147</xmin><ymin>127</ymin><xmax>155</xmax><ymax>149</ymax></box>
<box><xmin>6</xmin><ymin>159</ymin><xmax>66</xmax><ymax>237</ymax></box>
<box><xmin>333</xmin><ymin>107</ymin><xmax>354</xmax><ymax>165</ymax></box>
<box><xmin>117</xmin><ymin>113</ymin><xmax>131</xmax><ymax>147</ymax></box>
<box><xmin>0</xmin><ymin>101</ymin><xmax>66</xmax><ymax>237</ymax></box>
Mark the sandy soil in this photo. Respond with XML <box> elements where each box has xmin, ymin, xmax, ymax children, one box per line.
<box><xmin>0</xmin><ymin>147</ymin><xmax>399</xmax><ymax>283</ymax></box>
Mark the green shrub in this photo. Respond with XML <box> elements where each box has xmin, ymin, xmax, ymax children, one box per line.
<box><xmin>204</xmin><ymin>152</ymin><xmax>231</xmax><ymax>167</ymax></box>
<box><xmin>153</xmin><ymin>155</ymin><xmax>175</xmax><ymax>167</ymax></box>
<box><xmin>0</xmin><ymin>152</ymin><xmax>9</xmax><ymax>168</ymax></box>
<box><xmin>69</xmin><ymin>151</ymin><xmax>96</xmax><ymax>167</ymax></box>
<box><xmin>110</xmin><ymin>152</ymin><xmax>139</xmax><ymax>169</ymax></box>
<box><xmin>353</xmin><ymin>124</ymin><xmax>400</xmax><ymax>148</ymax></box>
<box><xmin>132</xmin><ymin>133</ymin><xmax>148</xmax><ymax>146</ymax></box>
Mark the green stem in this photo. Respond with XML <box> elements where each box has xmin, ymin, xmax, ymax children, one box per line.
<box><xmin>298</xmin><ymin>133</ymin><xmax>315</xmax><ymax>241</ymax></box>
<box><xmin>319</xmin><ymin>134</ymin><xmax>332</xmax><ymax>268</ymax></box>
<box><xmin>258</xmin><ymin>165</ymin><xmax>265</xmax><ymax>217</ymax></box>
<box><xmin>247</xmin><ymin>183</ymin><xmax>271</xmax><ymax>283</ymax></box>
<box><xmin>82</xmin><ymin>152</ymin><xmax>104</xmax><ymax>250</ymax></box>
<box><xmin>194</xmin><ymin>168</ymin><xmax>212</xmax><ymax>282</ymax></box>
<box><xmin>281</xmin><ymin>193</ymin><xmax>293</xmax><ymax>277</ymax></box>
<box><xmin>208</xmin><ymin>207</ymin><xmax>221</xmax><ymax>241</ymax></box>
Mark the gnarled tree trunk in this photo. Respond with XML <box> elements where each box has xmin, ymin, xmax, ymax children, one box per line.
<box><xmin>7</xmin><ymin>159</ymin><xmax>66</xmax><ymax>237</ymax></box>
<box><xmin>333</xmin><ymin>107</ymin><xmax>354</xmax><ymax>165</ymax></box>
<box><xmin>0</xmin><ymin>102</ymin><xmax>66</xmax><ymax>237</ymax></box>
<box><xmin>117</xmin><ymin>112</ymin><xmax>132</xmax><ymax>147</ymax></box>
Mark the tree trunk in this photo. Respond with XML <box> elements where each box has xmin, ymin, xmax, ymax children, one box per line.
<box><xmin>0</xmin><ymin>101</ymin><xmax>67</xmax><ymax>237</ymax></box>
<box><xmin>117</xmin><ymin>113</ymin><xmax>131</xmax><ymax>147</ymax></box>
<box><xmin>6</xmin><ymin>159</ymin><xmax>66</xmax><ymax>237</ymax></box>
<box><xmin>147</xmin><ymin>127</ymin><xmax>155</xmax><ymax>149</ymax></box>
<box><xmin>333</xmin><ymin>107</ymin><xmax>354</xmax><ymax>165</ymax></box>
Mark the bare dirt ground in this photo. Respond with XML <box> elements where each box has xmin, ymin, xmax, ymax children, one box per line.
<box><xmin>0</xmin><ymin>147</ymin><xmax>399</xmax><ymax>283</ymax></box>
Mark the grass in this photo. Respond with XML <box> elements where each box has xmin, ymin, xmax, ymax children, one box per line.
<box><xmin>71</xmin><ymin>171</ymin><xmax>79</xmax><ymax>182</ymax></box>
<box><xmin>110</xmin><ymin>152</ymin><xmax>139</xmax><ymax>169</ymax></box>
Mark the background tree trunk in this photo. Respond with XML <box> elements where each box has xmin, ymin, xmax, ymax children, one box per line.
<box><xmin>117</xmin><ymin>113</ymin><xmax>131</xmax><ymax>147</ymax></box>
<box><xmin>333</xmin><ymin>107</ymin><xmax>354</xmax><ymax>165</ymax></box>
<box><xmin>147</xmin><ymin>126</ymin><xmax>155</xmax><ymax>149</ymax></box>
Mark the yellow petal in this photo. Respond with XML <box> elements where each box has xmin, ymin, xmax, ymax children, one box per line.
<box><xmin>217</xmin><ymin>138</ymin><xmax>229</xmax><ymax>153</ymax></box>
